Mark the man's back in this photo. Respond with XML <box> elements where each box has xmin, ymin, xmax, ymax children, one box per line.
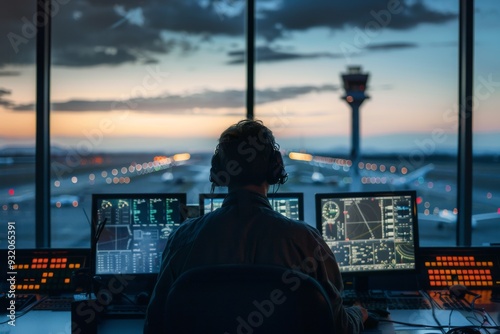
<box><xmin>171</xmin><ymin>190</ymin><xmax>322</xmax><ymax>271</ymax></box>
<box><xmin>144</xmin><ymin>190</ymin><xmax>364</xmax><ymax>333</ymax></box>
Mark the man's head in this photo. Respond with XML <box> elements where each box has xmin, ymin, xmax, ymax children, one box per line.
<box><xmin>210</xmin><ymin>119</ymin><xmax>287</xmax><ymax>188</ymax></box>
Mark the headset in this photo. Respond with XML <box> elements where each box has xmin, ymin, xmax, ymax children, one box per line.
<box><xmin>209</xmin><ymin>137</ymin><xmax>288</xmax><ymax>187</ymax></box>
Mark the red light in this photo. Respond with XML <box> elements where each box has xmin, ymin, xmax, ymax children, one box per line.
<box><xmin>416</xmin><ymin>197</ymin><xmax>423</xmax><ymax>205</ymax></box>
<box><xmin>8</xmin><ymin>189</ymin><xmax>15</xmax><ymax>196</ymax></box>
<box><xmin>497</xmin><ymin>208</ymin><xmax>500</xmax><ymax>214</ymax></box>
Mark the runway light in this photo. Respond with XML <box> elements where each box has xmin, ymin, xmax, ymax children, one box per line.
<box><xmin>173</xmin><ymin>153</ymin><xmax>191</xmax><ymax>162</ymax></box>
<box><xmin>487</xmin><ymin>192</ymin><xmax>492</xmax><ymax>199</ymax></box>
<box><xmin>71</xmin><ymin>177</ymin><xmax>78</xmax><ymax>184</ymax></box>
<box><xmin>288</xmin><ymin>152</ymin><xmax>313</xmax><ymax>162</ymax></box>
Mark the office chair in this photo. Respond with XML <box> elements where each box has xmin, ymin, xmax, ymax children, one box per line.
<box><xmin>163</xmin><ymin>264</ymin><xmax>336</xmax><ymax>334</ymax></box>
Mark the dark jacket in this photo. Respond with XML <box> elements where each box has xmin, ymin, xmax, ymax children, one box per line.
<box><xmin>144</xmin><ymin>189</ymin><xmax>363</xmax><ymax>333</ymax></box>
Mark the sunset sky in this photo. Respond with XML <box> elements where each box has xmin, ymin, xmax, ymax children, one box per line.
<box><xmin>1</xmin><ymin>0</ymin><xmax>499</xmax><ymax>154</ymax></box>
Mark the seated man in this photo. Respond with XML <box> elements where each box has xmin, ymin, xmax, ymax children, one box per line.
<box><xmin>144</xmin><ymin>119</ymin><xmax>368</xmax><ymax>333</ymax></box>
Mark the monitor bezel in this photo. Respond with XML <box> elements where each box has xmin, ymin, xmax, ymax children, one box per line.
<box><xmin>90</xmin><ymin>192</ymin><xmax>187</xmax><ymax>278</ymax></box>
<box><xmin>315</xmin><ymin>190</ymin><xmax>420</xmax><ymax>277</ymax></box>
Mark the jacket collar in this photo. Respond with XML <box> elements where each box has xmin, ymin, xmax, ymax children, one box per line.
<box><xmin>222</xmin><ymin>189</ymin><xmax>272</xmax><ymax>209</ymax></box>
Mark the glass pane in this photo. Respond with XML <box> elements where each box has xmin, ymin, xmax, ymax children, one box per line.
<box><xmin>255</xmin><ymin>0</ymin><xmax>459</xmax><ymax>246</ymax></box>
<box><xmin>472</xmin><ymin>0</ymin><xmax>500</xmax><ymax>246</ymax></box>
<box><xmin>50</xmin><ymin>1</ymin><xmax>245</xmax><ymax>247</ymax></box>
<box><xmin>0</xmin><ymin>2</ymin><xmax>37</xmax><ymax>248</ymax></box>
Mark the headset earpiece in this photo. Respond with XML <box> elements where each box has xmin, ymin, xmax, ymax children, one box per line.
<box><xmin>267</xmin><ymin>150</ymin><xmax>288</xmax><ymax>185</ymax></box>
<box><xmin>209</xmin><ymin>146</ymin><xmax>224</xmax><ymax>186</ymax></box>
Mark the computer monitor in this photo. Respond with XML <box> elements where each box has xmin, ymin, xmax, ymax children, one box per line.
<box><xmin>268</xmin><ymin>192</ymin><xmax>304</xmax><ymax>221</ymax></box>
<box><xmin>199</xmin><ymin>193</ymin><xmax>226</xmax><ymax>216</ymax></box>
<box><xmin>199</xmin><ymin>192</ymin><xmax>304</xmax><ymax>220</ymax></box>
<box><xmin>315</xmin><ymin>190</ymin><xmax>419</xmax><ymax>278</ymax></box>
<box><xmin>91</xmin><ymin>193</ymin><xmax>187</xmax><ymax>276</ymax></box>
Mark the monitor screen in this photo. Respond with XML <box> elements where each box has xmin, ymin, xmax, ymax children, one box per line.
<box><xmin>199</xmin><ymin>192</ymin><xmax>304</xmax><ymax>220</ymax></box>
<box><xmin>199</xmin><ymin>193</ymin><xmax>226</xmax><ymax>216</ymax></box>
<box><xmin>91</xmin><ymin>193</ymin><xmax>186</xmax><ymax>275</ymax></box>
<box><xmin>315</xmin><ymin>191</ymin><xmax>419</xmax><ymax>275</ymax></box>
<box><xmin>268</xmin><ymin>192</ymin><xmax>304</xmax><ymax>221</ymax></box>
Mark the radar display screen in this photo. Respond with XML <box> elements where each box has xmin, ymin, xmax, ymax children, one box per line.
<box><xmin>91</xmin><ymin>193</ymin><xmax>186</xmax><ymax>275</ymax></box>
<box><xmin>315</xmin><ymin>191</ymin><xmax>419</xmax><ymax>274</ymax></box>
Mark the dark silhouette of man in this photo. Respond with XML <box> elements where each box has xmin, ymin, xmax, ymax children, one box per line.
<box><xmin>144</xmin><ymin>119</ymin><xmax>368</xmax><ymax>333</ymax></box>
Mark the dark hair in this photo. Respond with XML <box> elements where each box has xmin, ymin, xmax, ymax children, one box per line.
<box><xmin>209</xmin><ymin>119</ymin><xmax>286</xmax><ymax>187</ymax></box>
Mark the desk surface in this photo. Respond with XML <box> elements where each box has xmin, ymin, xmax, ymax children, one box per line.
<box><xmin>1</xmin><ymin>291</ymin><xmax>499</xmax><ymax>334</ymax></box>
<box><xmin>0</xmin><ymin>311</ymin><xmax>145</xmax><ymax>333</ymax></box>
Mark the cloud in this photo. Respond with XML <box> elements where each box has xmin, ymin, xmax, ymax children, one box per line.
<box><xmin>1</xmin><ymin>0</ymin><xmax>244</xmax><ymax>68</ymax></box>
<box><xmin>364</xmin><ymin>42</ymin><xmax>417</xmax><ymax>51</ymax></box>
<box><xmin>11</xmin><ymin>84</ymin><xmax>338</xmax><ymax>113</ymax></box>
<box><xmin>1</xmin><ymin>1</ymin><xmax>456</xmax><ymax>68</ymax></box>
<box><xmin>0</xmin><ymin>88</ymin><xmax>13</xmax><ymax>107</ymax></box>
<box><xmin>227</xmin><ymin>46</ymin><xmax>343</xmax><ymax>64</ymax></box>
<box><xmin>0</xmin><ymin>71</ymin><xmax>20</xmax><ymax>76</ymax></box>
<box><xmin>257</xmin><ymin>0</ymin><xmax>457</xmax><ymax>40</ymax></box>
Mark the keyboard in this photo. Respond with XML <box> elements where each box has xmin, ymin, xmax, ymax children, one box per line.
<box><xmin>8</xmin><ymin>294</ymin><xmax>38</xmax><ymax>312</ymax></box>
<box><xmin>33</xmin><ymin>296</ymin><xmax>74</xmax><ymax>311</ymax></box>
<box><xmin>103</xmin><ymin>303</ymin><xmax>147</xmax><ymax>318</ymax></box>
<box><xmin>342</xmin><ymin>290</ymin><xmax>431</xmax><ymax>310</ymax></box>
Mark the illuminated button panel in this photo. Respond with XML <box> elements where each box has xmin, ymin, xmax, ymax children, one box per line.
<box><xmin>9</xmin><ymin>249</ymin><xmax>89</xmax><ymax>294</ymax></box>
<box><xmin>420</xmin><ymin>247</ymin><xmax>500</xmax><ymax>289</ymax></box>
<box><xmin>425</xmin><ymin>256</ymin><xmax>493</xmax><ymax>287</ymax></box>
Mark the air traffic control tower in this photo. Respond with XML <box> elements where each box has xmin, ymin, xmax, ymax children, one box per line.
<box><xmin>341</xmin><ymin>66</ymin><xmax>370</xmax><ymax>190</ymax></box>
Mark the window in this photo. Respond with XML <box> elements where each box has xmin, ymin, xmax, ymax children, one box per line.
<box><xmin>472</xmin><ymin>0</ymin><xmax>500</xmax><ymax>245</ymax></box>
<box><xmin>0</xmin><ymin>2</ymin><xmax>37</xmax><ymax>248</ymax></box>
<box><xmin>50</xmin><ymin>1</ymin><xmax>245</xmax><ymax>247</ymax></box>
<box><xmin>2</xmin><ymin>1</ymin><xmax>496</xmax><ymax>248</ymax></box>
<box><xmin>256</xmin><ymin>0</ymin><xmax>459</xmax><ymax>246</ymax></box>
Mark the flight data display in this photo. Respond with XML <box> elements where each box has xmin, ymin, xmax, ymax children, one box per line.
<box><xmin>268</xmin><ymin>193</ymin><xmax>304</xmax><ymax>220</ymax></box>
<box><xmin>315</xmin><ymin>191</ymin><xmax>419</xmax><ymax>274</ymax></box>
<box><xmin>92</xmin><ymin>193</ymin><xmax>186</xmax><ymax>275</ymax></box>
<box><xmin>200</xmin><ymin>194</ymin><xmax>225</xmax><ymax>215</ymax></box>
<box><xmin>199</xmin><ymin>193</ymin><xmax>304</xmax><ymax>220</ymax></box>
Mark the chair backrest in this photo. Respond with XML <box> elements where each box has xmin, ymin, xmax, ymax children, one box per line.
<box><xmin>163</xmin><ymin>264</ymin><xmax>336</xmax><ymax>334</ymax></box>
